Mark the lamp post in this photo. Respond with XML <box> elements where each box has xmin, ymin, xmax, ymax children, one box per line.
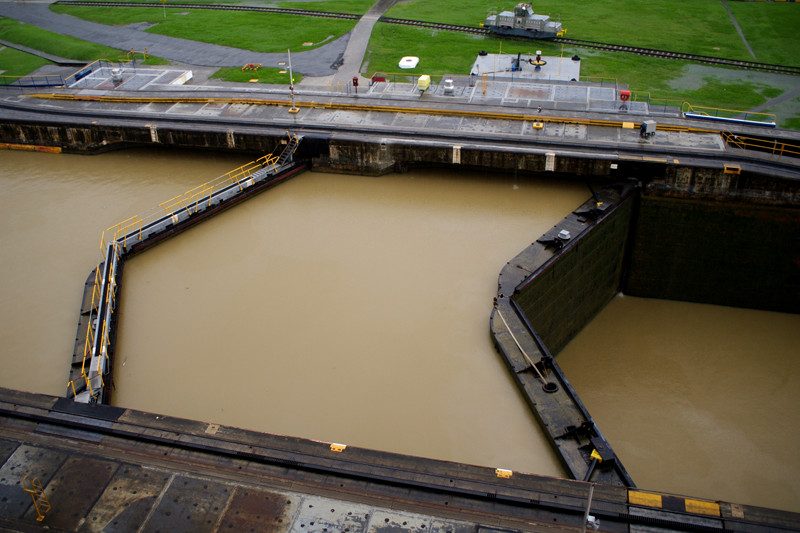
<box><xmin>288</xmin><ymin>48</ymin><xmax>299</xmax><ymax>114</ymax></box>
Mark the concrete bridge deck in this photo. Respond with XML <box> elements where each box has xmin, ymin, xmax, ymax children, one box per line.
<box><xmin>2</xmin><ymin>387</ymin><xmax>798</xmax><ymax>533</ymax></box>
<box><xmin>3</xmin><ymin>62</ymin><xmax>798</xmax><ymax>176</ymax></box>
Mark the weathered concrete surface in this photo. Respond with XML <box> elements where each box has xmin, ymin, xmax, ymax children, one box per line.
<box><xmin>491</xmin><ymin>184</ymin><xmax>638</xmax><ymax>486</ymax></box>
<box><xmin>626</xmin><ymin>191</ymin><xmax>800</xmax><ymax>313</ymax></box>
<box><xmin>3</xmin><ymin>387</ymin><xmax>798</xmax><ymax>533</ymax></box>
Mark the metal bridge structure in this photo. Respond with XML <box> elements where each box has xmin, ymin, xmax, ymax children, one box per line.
<box><xmin>66</xmin><ymin>133</ymin><xmax>304</xmax><ymax>403</ymax></box>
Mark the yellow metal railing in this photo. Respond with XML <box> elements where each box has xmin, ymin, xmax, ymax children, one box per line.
<box><xmin>160</xmin><ymin>183</ymin><xmax>215</xmax><ymax>217</ymax></box>
<box><xmin>67</xmin><ymin>233</ymin><xmax>124</xmax><ymax>400</ymax></box>
<box><xmin>22</xmin><ymin>476</ymin><xmax>51</xmax><ymax>522</ymax></box>
<box><xmin>721</xmin><ymin>131</ymin><xmax>800</xmax><ymax>158</ymax></box>
<box><xmin>67</xmin><ymin>134</ymin><xmax>300</xmax><ymax>400</ymax></box>
<box><xmin>683</xmin><ymin>103</ymin><xmax>776</xmax><ymax>125</ymax></box>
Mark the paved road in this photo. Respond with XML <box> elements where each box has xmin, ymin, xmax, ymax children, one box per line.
<box><xmin>0</xmin><ymin>0</ymin><xmax>398</xmax><ymax>78</ymax></box>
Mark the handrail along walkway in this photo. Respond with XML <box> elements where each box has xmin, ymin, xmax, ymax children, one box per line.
<box><xmin>67</xmin><ymin>132</ymin><xmax>303</xmax><ymax>403</ymax></box>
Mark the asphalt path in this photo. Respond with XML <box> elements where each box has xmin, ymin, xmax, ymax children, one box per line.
<box><xmin>0</xmin><ymin>0</ymin><xmax>401</xmax><ymax>77</ymax></box>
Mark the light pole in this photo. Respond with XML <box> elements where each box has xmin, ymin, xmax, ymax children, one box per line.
<box><xmin>288</xmin><ymin>48</ymin><xmax>299</xmax><ymax>114</ymax></box>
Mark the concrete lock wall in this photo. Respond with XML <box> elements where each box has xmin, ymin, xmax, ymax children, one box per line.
<box><xmin>512</xmin><ymin>195</ymin><xmax>636</xmax><ymax>356</ymax></box>
<box><xmin>626</xmin><ymin>191</ymin><xmax>800</xmax><ymax>314</ymax></box>
<box><xmin>509</xmin><ymin>176</ymin><xmax>799</xmax><ymax>357</ymax></box>
<box><xmin>314</xmin><ymin>137</ymin><xmax>616</xmax><ymax>177</ymax></box>
<box><xmin>0</xmin><ymin>121</ymin><xmax>290</xmax><ymax>154</ymax></box>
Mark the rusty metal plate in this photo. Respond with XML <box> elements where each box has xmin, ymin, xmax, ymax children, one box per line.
<box><xmin>0</xmin><ymin>437</ymin><xmax>19</xmax><ymax>467</ymax></box>
<box><xmin>141</xmin><ymin>475</ymin><xmax>232</xmax><ymax>533</ymax></box>
<box><xmin>79</xmin><ymin>465</ymin><xmax>172</xmax><ymax>533</ymax></box>
<box><xmin>37</xmin><ymin>455</ymin><xmax>118</xmax><ymax>530</ymax></box>
<box><xmin>216</xmin><ymin>487</ymin><xmax>298</xmax><ymax>533</ymax></box>
<box><xmin>0</xmin><ymin>444</ymin><xmax>66</xmax><ymax>519</ymax></box>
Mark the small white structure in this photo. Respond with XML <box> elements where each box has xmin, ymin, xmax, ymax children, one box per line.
<box><xmin>398</xmin><ymin>56</ymin><xmax>419</xmax><ymax>69</ymax></box>
<box><xmin>442</xmin><ymin>78</ymin><xmax>455</xmax><ymax>95</ymax></box>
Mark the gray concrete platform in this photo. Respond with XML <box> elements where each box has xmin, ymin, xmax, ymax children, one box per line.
<box><xmin>10</xmin><ymin>86</ymin><xmax>720</xmax><ymax>159</ymax></box>
<box><xmin>1</xmin><ymin>388</ymin><xmax>798</xmax><ymax>533</ymax></box>
<box><xmin>470</xmin><ymin>54</ymin><xmax>581</xmax><ymax>82</ymax></box>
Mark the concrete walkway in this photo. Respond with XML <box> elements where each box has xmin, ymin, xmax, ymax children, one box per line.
<box><xmin>301</xmin><ymin>0</ymin><xmax>400</xmax><ymax>86</ymax></box>
<box><xmin>720</xmin><ymin>0</ymin><xmax>756</xmax><ymax>59</ymax></box>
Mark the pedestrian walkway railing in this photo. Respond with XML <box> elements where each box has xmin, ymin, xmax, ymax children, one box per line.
<box><xmin>67</xmin><ymin>132</ymin><xmax>302</xmax><ymax>402</ymax></box>
<box><xmin>0</xmin><ymin>74</ymin><xmax>66</xmax><ymax>88</ymax></box>
<box><xmin>580</xmin><ymin>76</ymin><xmax>619</xmax><ymax>89</ymax></box>
<box><xmin>722</xmin><ymin>131</ymin><xmax>800</xmax><ymax>159</ymax></box>
<box><xmin>159</xmin><ymin>150</ymin><xmax>283</xmax><ymax>216</ymax></box>
<box><xmin>63</xmin><ymin>59</ymin><xmax>136</xmax><ymax>87</ymax></box>
<box><xmin>682</xmin><ymin>103</ymin><xmax>776</xmax><ymax>127</ymax></box>
<box><xmin>627</xmin><ymin>92</ymin><xmax>685</xmax><ymax>115</ymax></box>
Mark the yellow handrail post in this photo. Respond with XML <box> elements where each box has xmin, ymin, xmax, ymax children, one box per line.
<box><xmin>22</xmin><ymin>476</ymin><xmax>51</xmax><ymax>522</ymax></box>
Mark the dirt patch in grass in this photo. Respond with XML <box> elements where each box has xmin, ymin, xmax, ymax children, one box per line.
<box><xmin>667</xmin><ymin>64</ymin><xmax>800</xmax><ymax>126</ymax></box>
<box><xmin>668</xmin><ymin>64</ymin><xmax>798</xmax><ymax>93</ymax></box>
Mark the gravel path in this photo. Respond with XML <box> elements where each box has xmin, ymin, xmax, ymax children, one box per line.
<box><xmin>720</xmin><ymin>0</ymin><xmax>756</xmax><ymax>60</ymax></box>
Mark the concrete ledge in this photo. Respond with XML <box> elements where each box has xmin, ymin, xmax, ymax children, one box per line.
<box><xmin>491</xmin><ymin>183</ymin><xmax>638</xmax><ymax>486</ymax></box>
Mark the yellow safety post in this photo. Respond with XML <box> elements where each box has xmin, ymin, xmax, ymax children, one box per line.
<box><xmin>495</xmin><ymin>468</ymin><xmax>513</xmax><ymax>479</ymax></box>
<box><xmin>22</xmin><ymin>476</ymin><xmax>50</xmax><ymax>522</ymax></box>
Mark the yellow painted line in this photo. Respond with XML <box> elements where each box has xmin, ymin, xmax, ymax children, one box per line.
<box><xmin>642</xmin><ymin>156</ymin><xmax>667</xmax><ymax>163</ymax></box>
<box><xmin>629</xmin><ymin>490</ymin><xmax>720</xmax><ymax>517</ymax></box>
<box><xmin>24</xmin><ymin>93</ymin><xmax>720</xmax><ymax>135</ymax></box>
<box><xmin>629</xmin><ymin>490</ymin><xmax>662</xmax><ymax>508</ymax></box>
<box><xmin>0</xmin><ymin>143</ymin><xmax>61</xmax><ymax>153</ymax></box>
<box><xmin>685</xmin><ymin>498</ymin><xmax>720</xmax><ymax>516</ymax></box>
<box><xmin>622</xmin><ymin>122</ymin><xmax>634</xmax><ymax>129</ymax></box>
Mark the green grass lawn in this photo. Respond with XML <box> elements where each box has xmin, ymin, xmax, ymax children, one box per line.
<box><xmin>0</xmin><ymin>17</ymin><xmax>130</xmax><ymax>61</ymax></box>
<box><xmin>49</xmin><ymin>5</ymin><xmax>358</xmax><ymax>53</ymax></box>
<box><xmin>365</xmin><ymin>0</ymin><xmax>800</xmax><ymax>128</ymax></box>
<box><xmin>244</xmin><ymin>0</ymin><xmax>374</xmax><ymax>14</ymax></box>
<box><xmin>725</xmin><ymin>1</ymin><xmax>800</xmax><ymax>66</ymax></box>
<box><xmin>385</xmin><ymin>0</ymin><xmax>800</xmax><ymax>65</ymax></box>
<box><xmin>6</xmin><ymin>0</ymin><xmax>799</xmax><ymax>128</ymax></box>
<box><xmin>211</xmin><ymin>66</ymin><xmax>302</xmax><ymax>85</ymax></box>
<box><xmin>0</xmin><ymin>47</ymin><xmax>51</xmax><ymax>83</ymax></box>
<box><xmin>52</xmin><ymin>0</ymin><xmax>376</xmax><ymax>15</ymax></box>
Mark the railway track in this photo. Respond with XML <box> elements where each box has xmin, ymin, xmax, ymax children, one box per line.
<box><xmin>52</xmin><ymin>1</ymin><xmax>800</xmax><ymax>76</ymax></box>
<box><xmin>553</xmin><ymin>38</ymin><xmax>800</xmax><ymax>75</ymax></box>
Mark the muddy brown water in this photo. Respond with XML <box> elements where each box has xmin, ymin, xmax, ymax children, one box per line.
<box><xmin>558</xmin><ymin>295</ymin><xmax>800</xmax><ymax>512</ymax></box>
<box><xmin>1</xmin><ymin>148</ymin><xmax>797</xmax><ymax>512</ymax></box>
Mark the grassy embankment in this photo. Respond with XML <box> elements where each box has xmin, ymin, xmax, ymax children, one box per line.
<box><xmin>49</xmin><ymin>0</ymin><xmax>374</xmax><ymax>84</ymax></box>
<box><xmin>0</xmin><ymin>17</ymin><xmax>166</xmax><ymax>84</ymax></box>
<box><xmin>6</xmin><ymin>0</ymin><xmax>800</xmax><ymax>126</ymax></box>
<box><xmin>372</xmin><ymin>0</ymin><xmax>800</xmax><ymax>127</ymax></box>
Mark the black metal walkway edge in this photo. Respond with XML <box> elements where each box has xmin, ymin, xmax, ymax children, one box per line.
<box><xmin>67</xmin><ymin>140</ymin><xmax>307</xmax><ymax>403</ymax></box>
<box><xmin>490</xmin><ymin>183</ymin><xmax>638</xmax><ymax>488</ymax></box>
<box><xmin>2</xmin><ymin>387</ymin><xmax>797</xmax><ymax>532</ymax></box>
